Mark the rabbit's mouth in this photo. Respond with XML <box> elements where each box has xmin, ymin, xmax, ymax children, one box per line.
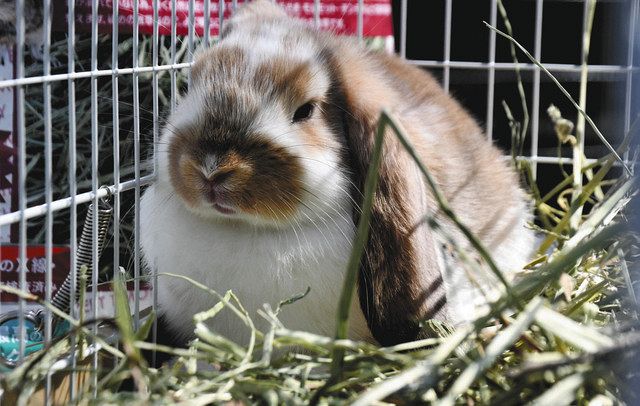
<box><xmin>212</xmin><ymin>202</ymin><xmax>236</xmax><ymax>215</ymax></box>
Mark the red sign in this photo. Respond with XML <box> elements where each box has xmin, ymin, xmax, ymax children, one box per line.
<box><xmin>53</xmin><ymin>0</ymin><xmax>393</xmax><ymax>37</ymax></box>
<box><xmin>0</xmin><ymin>245</ymin><xmax>71</xmax><ymax>302</ymax></box>
<box><xmin>0</xmin><ymin>245</ymin><xmax>153</xmax><ymax>304</ymax></box>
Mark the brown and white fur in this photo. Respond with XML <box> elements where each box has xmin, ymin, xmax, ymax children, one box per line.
<box><xmin>140</xmin><ymin>0</ymin><xmax>534</xmax><ymax>348</ymax></box>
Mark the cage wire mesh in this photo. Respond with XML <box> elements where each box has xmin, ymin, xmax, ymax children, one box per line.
<box><xmin>0</xmin><ymin>0</ymin><xmax>637</xmax><ymax>402</ymax></box>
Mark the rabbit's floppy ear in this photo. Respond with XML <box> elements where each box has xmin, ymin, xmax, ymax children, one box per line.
<box><xmin>322</xmin><ymin>47</ymin><xmax>450</xmax><ymax>345</ymax></box>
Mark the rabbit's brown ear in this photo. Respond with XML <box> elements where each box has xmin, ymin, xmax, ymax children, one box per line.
<box><xmin>323</xmin><ymin>48</ymin><xmax>449</xmax><ymax>345</ymax></box>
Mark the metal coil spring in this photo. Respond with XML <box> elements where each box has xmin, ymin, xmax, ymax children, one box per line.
<box><xmin>50</xmin><ymin>198</ymin><xmax>113</xmax><ymax>316</ymax></box>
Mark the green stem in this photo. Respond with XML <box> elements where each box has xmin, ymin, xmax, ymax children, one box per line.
<box><xmin>497</xmin><ymin>0</ymin><xmax>529</xmax><ymax>155</ymax></box>
<box><xmin>329</xmin><ymin>110</ymin><xmax>389</xmax><ymax>380</ymax></box>
<box><xmin>571</xmin><ymin>0</ymin><xmax>597</xmax><ymax>233</ymax></box>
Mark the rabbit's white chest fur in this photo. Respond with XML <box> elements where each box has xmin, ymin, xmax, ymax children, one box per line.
<box><xmin>141</xmin><ymin>182</ymin><xmax>373</xmax><ymax>344</ymax></box>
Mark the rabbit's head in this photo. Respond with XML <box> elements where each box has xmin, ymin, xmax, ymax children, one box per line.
<box><xmin>158</xmin><ymin>0</ymin><xmax>361</xmax><ymax>228</ymax></box>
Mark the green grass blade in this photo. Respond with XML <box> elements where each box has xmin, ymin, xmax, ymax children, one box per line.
<box><xmin>534</xmin><ymin>307</ymin><xmax>613</xmax><ymax>352</ymax></box>
<box><xmin>528</xmin><ymin>373</ymin><xmax>585</xmax><ymax>406</ymax></box>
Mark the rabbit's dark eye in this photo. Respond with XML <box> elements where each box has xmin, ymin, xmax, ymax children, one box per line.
<box><xmin>292</xmin><ymin>102</ymin><xmax>314</xmax><ymax>123</ymax></box>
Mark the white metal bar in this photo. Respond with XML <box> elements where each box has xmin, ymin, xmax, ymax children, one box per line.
<box><xmin>514</xmin><ymin>155</ymin><xmax>609</xmax><ymax>165</ymax></box>
<box><xmin>623</xmin><ymin>0</ymin><xmax>638</xmax><ymax>161</ymax></box>
<box><xmin>405</xmin><ymin>60</ymin><xmax>636</xmax><ymax>74</ymax></box>
<box><xmin>42</xmin><ymin>0</ymin><xmax>53</xmax><ymax>401</ymax></box>
<box><xmin>171</xmin><ymin>0</ymin><xmax>178</xmax><ymax>112</ymax></box>
<box><xmin>112</xmin><ymin>0</ymin><xmax>121</xmax><ymax>298</ymax></box>
<box><xmin>486</xmin><ymin>0</ymin><xmax>497</xmax><ymax>141</ymax></box>
<box><xmin>15</xmin><ymin>0</ymin><xmax>27</xmax><ymax>365</ymax></box>
<box><xmin>67</xmin><ymin>0</ymin><xmax>78</xmax><ymax>397</ymax></box>
<box><xmin>0</xmin><ymin>176</ymin><xmax>155</xmax><ymax>227</ymax></box>
<box><xmin>357</xmin><ymin>0</ymin><xmax>364</xmax><ymax>41</ymax></box>
<box><xmin>133</xmin><ymin>0</ymin><xmax>142</xmax><ymax>329</ymax></box>
<box><xmin>204</xmin><ymin>0</ymin><xmax>211</xmax><ymax>46</ymax></box>
<box><xmin>0</xmin><ymin>63</ymin><xmax>195</xmax><ymax>88</ymax></box>
<box><xmin>400</xmin><ymin>0</ymin><xmax>407</xmax><ymax>59</ymax></box>
<box><xmin>530</xmin><ymin>0</ymin><xmax>544</xmax><ymax>179</ymax></box>
<box><xmin>219</xmin><ymin>0</ymin><xmax>226</xmax><ymax>35</ymax></box>
<box><xmin>0</xmin><ymin>60</ymin><xmax>634</xmax><ymax>90</ymax></box>
<box><xmin>188</xmin><ymin>0</ymin><xmax>195</xmax><ymax>88</ymax></box>
<box><xmin>443</xmin><ymin>0</ymin><xmax>452</xmax><ymax>93</ymax></box>
<box><xmin>314</xmin><ymin>0</ymin><xmax>320</xmax><ymax>29</ymax></box>
<box><xmin>152</xmin><ymin>0</ymin><xmax>160</xmax><ymax>368</ymax></box>
<box><xmin>90</xmin><ymin>0</ymin><xmax>100</xmax><ymax>391</ymax></box>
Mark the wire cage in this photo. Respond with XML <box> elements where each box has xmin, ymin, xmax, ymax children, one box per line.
<box><xmin>0</xmin><ymin>0</ymin><xmax>638</xmax><ymax>402</ymax></box>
